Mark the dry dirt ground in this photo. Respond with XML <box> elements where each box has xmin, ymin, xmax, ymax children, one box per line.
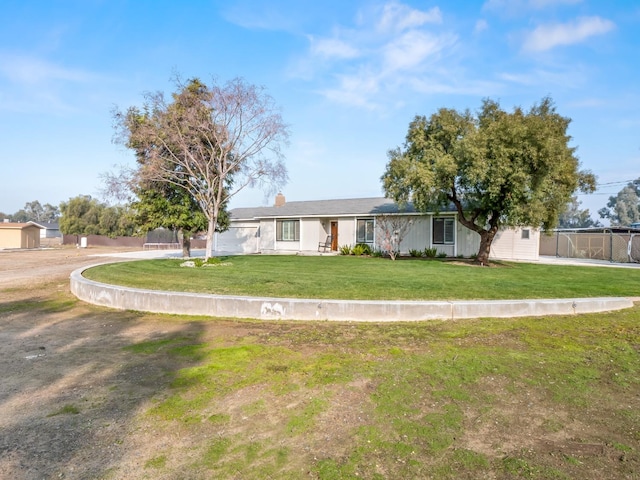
<box><xmin>0</xmin><ymin>247</ymin><xmax>205</xmax><ymax>479</ymax></box>
<box><xmin>0</xmin><ymin>247</ymin><xmax>327</xmax><ymax>479</ymax></box>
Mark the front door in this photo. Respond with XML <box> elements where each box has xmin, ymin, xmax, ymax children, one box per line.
<box><xmin>330</xmin><ymin>222</ymin><xmax>338</xmax><ymax>251</ymax></box>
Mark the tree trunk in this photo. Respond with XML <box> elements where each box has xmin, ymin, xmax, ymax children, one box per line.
<box><xmin>205</xmin><ymin>217</ymin><xmax>215</xmax><ymax>260</ymax></box>
<box><xmin>181</xmin><ymin>230</ymin><xmax>191</xmax><ymax>258</ymax></box>
<box><xmin>476</xmin><ymin>229</ymin><xmax>498</xmax><ymax>265</ymax></box>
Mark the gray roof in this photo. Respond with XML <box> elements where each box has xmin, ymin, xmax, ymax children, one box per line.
<box><xmin>30</xmin><ymin>221</ymin><xmax>59</xmax><ymax>229</ymax></box>
<box><xmin>230</xmin><ymin>197</ymin><xmax>422</xmax><ymax>219</ymax></box>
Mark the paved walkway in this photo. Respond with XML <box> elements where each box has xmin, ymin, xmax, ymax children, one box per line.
<box><xmin>531</xmin><ymin>255</ymin><xmax>640</xmax><ymax>269</ymax></box>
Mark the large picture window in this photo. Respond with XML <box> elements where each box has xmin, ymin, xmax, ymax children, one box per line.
<box><xmin>276</xmin><ymin>219</ymin><xmax>300</xmax><ymax>241</ymax></box>
<box><xmin>356</xmin><ymin>218</ymin><xmax>374</xmax><ymax>243</ymax></box>
<box><xmin>433</xmin><ymin>217</ymin><xmax>455</xmax><ymax>244</ymax></box>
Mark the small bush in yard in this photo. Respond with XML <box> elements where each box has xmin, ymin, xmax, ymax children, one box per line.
<box><xmin>351</xmin><ymin>243</ymin><xmax>372</xmax><ymax>256</ymax></box>
<box><xmin>424</xmin><ymin>247</ymin><xmax>438</xmax><ymax>258</ymax></box>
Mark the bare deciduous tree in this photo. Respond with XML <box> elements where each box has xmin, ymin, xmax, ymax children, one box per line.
<box><xmin>375</xmin><ymin>214</ymin><xmax>413</xmax><ymax>260</ymax></box>
<box><xmin>113</xmin><ymin>76</ymin><xmax>289</xmax><ymax>258</ymax></box>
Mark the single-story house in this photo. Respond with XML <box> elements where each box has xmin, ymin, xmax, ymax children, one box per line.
<box><xmin>0</xmin><ymin>221</ymin><xmax>44</xmax><ymax>249</ymax></box>
<box><xmin>216</xmin><ymin>194</ymin><xmax>539</xmax><ymax>261</ymax></box>
<box><xmin>30</xmin><ymin>221</ymin><xmax>61</xmax><ymax>239</ymax></box>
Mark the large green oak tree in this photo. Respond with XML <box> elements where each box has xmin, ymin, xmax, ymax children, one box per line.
<box><xmin>382</xmin><ymin>97</ymin><xmax>596</xmax><ymax>265</ymax></box>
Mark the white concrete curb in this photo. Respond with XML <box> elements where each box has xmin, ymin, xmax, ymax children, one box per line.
<box><xmin>70</xmin><ymin>266</ymin><xmax>635</xmax><ymax>322</ymax></box>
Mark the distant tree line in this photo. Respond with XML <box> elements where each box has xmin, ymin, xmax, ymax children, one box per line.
<box><xmin>58</xmin><ymin>195</ymin><xmax>137</xmax><ymax>237</ymax></box>
<box><xmin>0</xmin><ymin>196</ymin><xmax>136</xmax><ymax>238</ymax></box>
<box><xmin>0</xmin><ymin>200</ymin><xmax>60</xmax><ymax>223</ymax></box>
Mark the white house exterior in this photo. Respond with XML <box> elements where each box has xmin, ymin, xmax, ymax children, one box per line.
<box><xmin>216</xmin><ymin>195</ymin><xmax>539</xmax><ymax>261</ymax></box>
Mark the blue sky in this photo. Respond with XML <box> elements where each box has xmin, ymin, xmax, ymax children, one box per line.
<box><xmin>1</xmin><ymin>0</ymin><xmax>638</xmax><ymax>221</ymax></box>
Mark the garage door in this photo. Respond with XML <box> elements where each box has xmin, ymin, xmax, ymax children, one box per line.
<box><xmin>215</xmin><ymin>227</ymin><xmax>259</xmax><ymax>254</ymax></box>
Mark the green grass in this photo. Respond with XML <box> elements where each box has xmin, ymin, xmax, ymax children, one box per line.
<box><xmin>144</xmin><ymin>455</ymin><xmax>168</xmax><ymax>469</ymax></box>
<box><xmin>119</xmin><ymin>306</ymin><xmax>640</xmax><ymax>479</ymax></box>
<box><xmin>82</xmin><ymin>255</ymin><xmax>640</xmax><ymax>300</ymax></box>
<box><xmin>47</xmin><ymin>404</ymin><xmax>80</xmax><ymax>416</ymax></box>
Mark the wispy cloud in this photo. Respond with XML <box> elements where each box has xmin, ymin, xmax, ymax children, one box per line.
<box><xmin>320</xmin><ymin>69</ymin><xmax>383</xmax><ymax>110</ymax></box>
<box><xmin>308</xmin><ymin>36</ymin><xmax>360</xmax><ymax>60</ymax></box>
<box><xmin>376</xmin><ymin>2</ymin><xmax>442</xmax><ymax>33</ymax></box>
<box><xmin>382</xmin><ymin>30</ymin><xmax>454</xmax><ymax>72</ymax></box>
<box><xmin>0</xmin><ymin>53</ymin><xmax>102</xmax><ymax>114</ymax></box>
<box><xmin>221</xmin><ymin>2</ymin><xmax>303</xmax><ymax>32</ymax></box>
<box><xmin>294</xmin><ymin>1</ymin><xmax>457</xmax><ymax>109</ymax></box>
<box><xmin>522</xmin><ymin>16</ymin><xmax>615</xmax><ymax>52</ymax></box>
<box><xmin>0</xmin><ymin>53</ymin><xmax>96</xmax><ymax>85</ymax></box>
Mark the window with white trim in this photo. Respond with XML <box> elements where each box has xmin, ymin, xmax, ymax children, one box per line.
<box><xmin>433</xmin><ymin>217</ymin><xmax>455</xmax><ymax>244</ymax></box>
<box><xmin>356</xmin><ymin>218</ymin><xmax>374</xmax><ymax>243</ymax></box>
<box><xmin>276</xmin><ymin>220</ymin><xmax>299</xmax><ymax>241</ymax></box>
<box><xmin>521</xmin><ymin>229</ymin><xmax>530</xmax><ymax>239</ymax></box>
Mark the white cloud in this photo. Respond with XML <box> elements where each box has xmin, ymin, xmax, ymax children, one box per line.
<box><xmin>376</xmin><ymin>2</ymin><xmax>442</xmax><ymax>33</ymax></box>
<box><xmin>309</xmin><ymin>37</ymin><xmax>360</xmax><ymax>59</ymax></box>
<box><xmin>382</xmin><ymin>31</ymin><xmax>454</xmax><ymax>72</ymax></box>
<box><xmin>296</xmin><ymin>1</ymin><xmax>457</xmax><ymax>109</ymax></box>
<box><xmin>320</xmin><ymin>70</ymin><xmax>382</xmax><ymax>110</ymax></box>
<box><xmin>523</xmin><ymin>16</ymin><xmax>615</xmax><ymax>52</ymax></box>
<box><xmin>0</xmin><ymin>53</ymin><xmax>105</xmax><ymax>114</ymax></box>
<box><xmin>0</xmin><ymin>53</ymin><xmax>95</xmax><ymax>85</ymax></box>
<box><xmin>222</xmin><ymin>3</ymin><xmax>301</xmax><ymax>32</ymax></box>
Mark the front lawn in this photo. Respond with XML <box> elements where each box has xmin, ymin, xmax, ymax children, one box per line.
<box><xmin>82</xmin><ymin>255</ymin><xmax>640</xmax><ymax>300</ymax></box>
<box><xmin>121</xmin><ymin>305</ymin><xmax>640</xmax><ymax>479</ymax></box>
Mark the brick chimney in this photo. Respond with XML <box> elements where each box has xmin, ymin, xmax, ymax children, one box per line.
<box><xmin>274</xmin><ymin>192</ymin><xmax>286</xmax><ymax>207</ymax></box>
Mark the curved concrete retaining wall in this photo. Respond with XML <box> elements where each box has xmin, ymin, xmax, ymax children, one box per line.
<box><xmin>70</xmin><ymin>267</ymin><xmax>634</xmax><ymax>322</ymax></box>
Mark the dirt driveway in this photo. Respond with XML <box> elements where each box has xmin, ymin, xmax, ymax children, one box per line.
<box><xmin>0</xmin><ymin>246</ymin><xmax>126</xmax><ymax>289</ymax></box>
<box><xmin>0</xmin><ymin>247</ymin><xmax>210</xmax><ymax>479</ymax></box>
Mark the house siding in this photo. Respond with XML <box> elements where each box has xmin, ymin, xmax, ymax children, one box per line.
<box><xmin>259</xmin><ymin>219</ymin><xmax>276</xmax><ymax>251</ymax></box>
<box><xmin>224</xmin><ymin>197</ymin><xmax>539</xmax><ymax>261</ymax></box>
<box><xmin>457</xmin><ymin>223</ymin><xmax>480</xmax><ymax>258</ymax></box>
<box><xmin>490</xmin><ymin>228</ymin><xmax>540</xmax><ymax>261</ymax></box>
<box><xmin>400</xmin><ymin>217</ymin><xmax>430</xmax><ymax>253</ymax></box>
<box><xmin>300</xmin><ymin>218</ymin><xmax>320</xmax><ymax>251</ymax></box>
<box><xmin>340</xmin><ymin>218</ymin><xmax>356</xmax><ymax>248</ymax></box>
<box><xmin>0</xmin><ymin>224</ymin><xmax>42</xmax><ymax>249</ymax></box>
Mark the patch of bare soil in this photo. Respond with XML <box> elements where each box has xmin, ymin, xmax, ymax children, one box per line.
<box><xmin>0</xmin><ymin>246</ymin><xmax>136</xmax><ymax>289</ymax></box>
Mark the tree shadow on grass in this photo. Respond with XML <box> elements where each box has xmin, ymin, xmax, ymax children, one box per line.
<box><xmin>0</xmin><ymin>290</ymin><xmax>207</xmax><ymax>479</ymax></box>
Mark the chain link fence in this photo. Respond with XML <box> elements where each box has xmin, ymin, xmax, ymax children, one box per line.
<box><xmin>540</xmin><ymin>231</ymin><xmax>640</xmax><ymax>263</ymax></box>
